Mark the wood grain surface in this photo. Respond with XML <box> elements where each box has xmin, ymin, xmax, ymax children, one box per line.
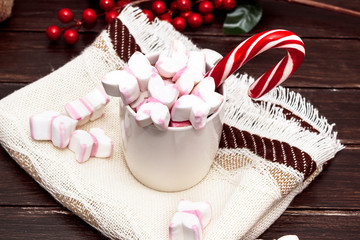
<box><xmin>0</xmin><ymin>0</ymin><xmax>359</xmax><ymax>239</ymax></box>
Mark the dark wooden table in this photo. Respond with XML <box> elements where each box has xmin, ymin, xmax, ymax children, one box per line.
<box><xmin>0</xmin><ymin>0</ymin><xmax>359</xmax><ymax>239</ymax></box>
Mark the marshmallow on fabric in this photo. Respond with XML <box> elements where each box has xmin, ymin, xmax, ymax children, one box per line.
<box><xmin>135</xmin><ymin>98</ymin><xmax>170</xmax><ymax>131</ymax></box>
<box><xmin>169</xmin><ymin>211</ymin><xmax>203</xmax><ymax>240</ymax></box>
<box><xmin>128</xmin><ymin>51</ymin><xmax>153</xmax><ymax>91</ymax></box>
<box><xmin>68</xmin><ymin>130</ymin><xmax>94</xmax><ymax>163</ymax></box>
<box><xmin>65</xmin><ymin>99</ymin><xmax>92</xmax><ymax>126</ymax></box>
<box><xmin>51</xmin><ymin>115</ymin><xmax>77</xmax><ymax>148</ymax></box>
<box><xmin>89</xmin><ymin>128</ymin><xmax>113</xmax><ymax>158</ymax></box>
<box><xmin>29</xmin><ymin>110</ymin><xmax>60</xmax><ymax>140</ymax></box>
<box><xmin>148</xmin><ymin>72</ymin><xmax>179</xmax><ymax>109</ymax></box>
<box><xmin>177</xmin><ymin>199</ymin><xmax>212</xmax><ymax>228</ymax></box>
<box><xmin>83</xmin><ymin>86</ymin><xmax>110</xmax><ymax>121</ymax></box>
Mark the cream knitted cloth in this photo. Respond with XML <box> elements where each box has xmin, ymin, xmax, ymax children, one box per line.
<box><xmin>0</xmin><ymin>6</ymin><xmax>342</xmax><ymax>240</ymax></box>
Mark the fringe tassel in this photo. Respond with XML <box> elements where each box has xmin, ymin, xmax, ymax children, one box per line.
<box><xmin>119</xmin><ymin>6</ymin><xmax>198</xmax><ymax>54</ymax></box>
<box><xmin>223</xmin><ymin>74</ymin><xmax>344</xmax><ymax>166</ymax></box>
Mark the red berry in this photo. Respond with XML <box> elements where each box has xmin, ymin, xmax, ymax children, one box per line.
<box><xmin>82</xmin><ymin>8</ymin><xmax>97</xmax><ymax>24</ymax></box>
<box><xmin>117</xmin><ymin>0</ymin><xmax>129</xmax><ymax>8</ymax></box>
<box><xmin>176</xmin><ymin>0</ymin><xmax>191</xmax><ymax>11</ymax></box>
<box><xmin>105</xmin><ymin>10</ymin><xmax>119</xmax><ymax>23</ymax></box>
<box><xmin>213</xmin><ymin>0</ymin><xmax>223</xmax><ymax>9</ymax></box>
<box><xmin>187</xmin><ymin>13</ymin><xmax>202</xmax><ymax>28</ymax></box>
<box><xmin>202</xmin><ymin>13</ymin><xmax>213</xmax><ymax>24</ymax></box>
<box><xmin>58</xmin><ymin>8</ymin><xmax>74</xmax><ymax>23</ymax></box>
<box><xmin>63</xmin><ymin>29</ymin><xmax>79</xmax><ymax>45</ymax></box>
<box><xmin>160</xmin><ymin>13</ymin><xmax>172</xmax><ymax>23</ymax></box>
<box><xmin>172</xmin><ymin>16</ymin><xmax>186</xmax><ymax>31</ymax></box>
<box><xmin>223</xmin><ymin>0</ymin><xmax>236</xmax><ymax>10</ymax></box>
<box><xmin>170</xmin><ymin>1</ymin><xmax>178</xmax><ymax>13</ymax></box>
<box><xmin>142</xmin><ymin>9</ymin><xmax>154</xmax><ymax>22</ymax></box>
<box><xmin>46</xmin><ymin>25</ymin><xmax>62</xmax><ymax>41</ymax></box>
<box><xmin>152</xmin><ymin>0</ymin><xmax>167</xmax><ymax>15</ymax></box>
<box><xmin>99</xmin><ymin>0</ymin><xmax>115</xmax><ymax>11</ymax></box>
<box><xmin>180</xmin><ymin>10</ymin><xmax>192</xmax><ymax>19</ymax></box>
<box><xmin>198</xmin><ymin>1</ymin><xmax>213</xmax><ymax>15</ymax></box>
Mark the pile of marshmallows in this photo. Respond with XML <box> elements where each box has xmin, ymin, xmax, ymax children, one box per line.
<box><xmin>29</xmin><ymin>86</ymin><xmax>113</xmax><ymax>163</ymax></box>
<box><xmin>102</xmin><ymin>40</ymin><xmax>224</xmax><ymax>131</ymax></box>
<box><xmin>170</xmin><ymin>199</ymin><xmax>212</xmax><ymax>240</ymax></box>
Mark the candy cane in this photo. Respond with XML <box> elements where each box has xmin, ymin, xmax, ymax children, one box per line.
<box><xmin>205</xmin><ymin>29</ymin><xmax>305</xmax><ymax>99</ymax></box>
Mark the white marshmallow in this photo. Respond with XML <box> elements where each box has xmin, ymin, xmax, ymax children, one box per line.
<box><xmin>130</xmin><ymin>91</ymin><xmax>149</xmax><ymax>109</ymax></box>
<box><xmin>177</xmin><ymin>199</ymin><xmax>212</xmax><ymax>228</ymax></box>
<box><xmin>200</xmin><ymin>48</ymin><xmax>223</xmax><ymax>70</ymax></box>
<box><xmin>101</xmin><ymin>70</ymin><xmax>123</xmax><ymax>97</ymax></box>
<box><xmin>192</xmin><ymin>77</ymin><xmax>215</xmax><ymax>93</ymax></box>
<box><xmin>171</xmin><ymin>95</ymin><xmax>207</xmax><ymax>123</ymax></box>
<box><xmin>135</xmin><ymin>99</ymin><xmax>170</xmax><ymax>131</ymax></box>
<box><xmin>89</xmin><ymin>128</ymin><xmax>113</xmax><ymax>158</ymax></box>
<box><xmin>169</xmin><ymin>40</ymin><xmax>189</xmax><ymax>69</ymax></box>
<box><xmin>51</xmin><ymin>115</ymin><xmax>77</xmax><ymax>148</ymax></box>
<box><xmin>68</xmin><ymin>130</ymin><xmax>94</xmax><ymax>163</ymax></box>
<box><xmin>173</xmin><ymin>67</ymin><xmax>203</xmax><ymax>96</ymax></box>
<box><xmin>29</xmin><ymin>110</ymin><xmax>61</xmax><ymax>140</ymax></box>
<box><xmin>145</xmin><ymin>51</ymin><xmax>161</xmax><ymax>65</ymax></box>
<box><xmin>169</xmin><ymin>211</ymin><xmax>203</xmax><ymax>240</ymax></box>
<box><xmin>155</xmin><ymin>50</ymin><xmax>184</xmax><ymax>78</ymax></box>
<box><xmin>65</xmin><ymin>99</ymin><xmax>92</xmax><ymax>126</ymax></box>
<box><xmin>187</xmin><ymin>51</ymin><xmax>206</xmax><ymax>75</ymax></box>
<box><xmin>117</xmin><ymin>67</ymin><xmax>141</xmax><ymax>105</ymax></box>
<box><xmin>83</xmin><ymin>86</ymin><xmax>110</xmax><ymax>121</ymax></box>
<box><xmin>190</xmin><ymin>100</ymin><xmax>210</xmax><ymax>130</ymax></box>
<box><xmin>148</xmin><ymin>72</ymin><xmax>179</xmax><ymax>109</ymax></box>
<box><xmin>128</xmin><ymin>51</ymin><xmax>153</xmax><ymax>91</ymax></box>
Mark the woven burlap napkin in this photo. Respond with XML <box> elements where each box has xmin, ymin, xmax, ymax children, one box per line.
<box><xmin>0</xmin><ymin>6</ymin><xmax>343</xmax><ymax>240</ymax></box>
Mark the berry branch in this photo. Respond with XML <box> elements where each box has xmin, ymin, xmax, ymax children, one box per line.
<box><xmin>46</xmin><ymin>0</ymin><xmax>238</xmax><ymax>44</ymax></box>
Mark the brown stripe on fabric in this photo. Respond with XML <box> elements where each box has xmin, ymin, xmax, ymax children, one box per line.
<box><xmin>107</xmin><ymin>18</ymin><xmax>142</xmax><ymax>62</ymax></box>
<box><xmin>219</xmin><ymin>124</ymin><xmax>316</xmax><ymax>178</ymax></box>
<box><xmin>252</xmin><ymin>100</ymin><xmax>320</xmax><ymax>134</ymax></box>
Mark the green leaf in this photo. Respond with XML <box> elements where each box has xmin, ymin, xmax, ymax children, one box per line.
<box><xmin>223</xmin><ymin>0</ymin><xmax>263</xmax><ymax>34</ymax></box>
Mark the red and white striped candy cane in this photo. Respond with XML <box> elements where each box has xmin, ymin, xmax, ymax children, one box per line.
<box><xmin>205</xmin><ymin>29</ymin><xmax>305</xmax><ymax>99</ymax></box>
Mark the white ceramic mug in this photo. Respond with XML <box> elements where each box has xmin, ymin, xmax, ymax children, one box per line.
<box><xmin>120</xmin><ymin>84</ymin><xmax>226</xmax><ymax>192</ymax></box>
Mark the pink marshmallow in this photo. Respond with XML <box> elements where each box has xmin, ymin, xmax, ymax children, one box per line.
<box><xmin>187</xmin><ymin>51</ymin><xmax>206</xmax><ymax>76</ymax></box>
<box><xmin>130</xmin><ymin>91</ymin><xmax>149</xmax><ymax>109</ymax></box>
<box><xmin>148</xmin><ymin>72</ymin><xmax>179</xmax><ymax>109</ymax></box>
<box><xmin>169</xmin><ymin>211</ymin><xmax>203</xmax><ymax>240</ymax></box>
<box><xmin>29</xmin><ymin>110</ymin><xmax>60</xmax><ymax>140</ymax></box>
<box><xmin>189</xmin><ymin>100</ymin><xmax>210</xmax><ymax>130</ymax></box>
<box><xmin>65</xmin><ymin>99</ymin><xmax>92</xmax><ymax>126</ymax></box>
<box><xmin>89</xmin><ymin>128</ymin><xmax>113</xmax><ymax>158</ymax></box>
<box><xmin>136</xmin><ymin>101</ymin><xmax>170</xmax><ymax>130</ymax></box>
<box><xmin>101</xmin><ymin>70</ymin><xmax>123</xmax><ymax>97</ymax></box>
<box><xmin>171</xmin><ymin>95</ymin><xmax>205</xmax><ymax>122</ymax></box>
<box><xmin>177</xmin><ymin>199</ymin><xmax>212</xmax><ymax>228</ymax></box>
<box><xmin>170</xmin><ymin>120</ymin><xmax>192</xmax><ymax>128</ymax></box>
<box><xmin>128</xmin><ymin>51</ymin><xmax>153</xmax><ymax>91</ymax></box>
<box><xmin>68</xmin><ymin>130</ymin><xmax>94</xmax><ymax>163</ymax></box>
<box><xmin>83</xmin><ymin>86</ymin><xmax>110</xmax><ymax>121</ymax></box>
<box><xmin>173</xmin><ymin>67</ymin><xmax>203</xmax><ymax>96</ymax></box>
<box><xmin>117</xmin><ymin>68</ymin><xmax>141</xmax><ymax>105</ymax></box>
<box><xmin>51</xmin><ymin>115</ymin><xmax>77</xmax><ymax>148</ymax></box>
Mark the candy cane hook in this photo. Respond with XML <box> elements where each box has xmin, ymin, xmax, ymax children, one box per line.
<box><xmin>205</xmin><ymin>29</ymin><xmax>305</xmax><ymax>99</ymax></box>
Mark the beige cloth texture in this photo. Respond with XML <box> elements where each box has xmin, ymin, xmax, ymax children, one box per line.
<box><xmin>0</xmin><ymin>6</ymin><xmax>342</xmax><ymax>240</ymax></box>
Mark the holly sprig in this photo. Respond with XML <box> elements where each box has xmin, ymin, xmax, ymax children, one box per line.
<box><xmin>46</xmin><ymin>0</ymin><xmax>262</xmax><ymax>45</ymax></box>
